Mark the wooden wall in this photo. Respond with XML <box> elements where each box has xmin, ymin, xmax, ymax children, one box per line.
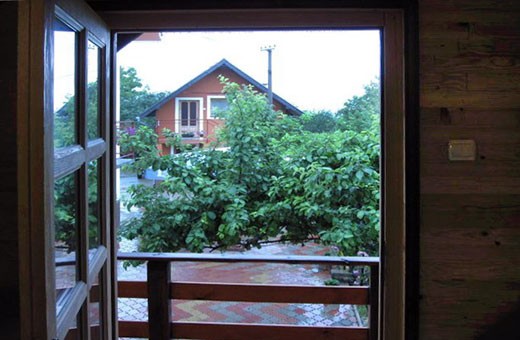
<box><xmin>0</xmin><ymin>2</ymin><xmax>20</xmax><ymax>338</ymax></box>
<box><xmin>419</xmin><ymin>0</ymin><xmax>520</xmax><ymax>338</ymax></box>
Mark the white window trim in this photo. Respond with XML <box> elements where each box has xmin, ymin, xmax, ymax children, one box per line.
<box><xmin>174</xmin><ymin>97</ymin><xmax>204</xmax><ymax>134</ymax></box>
<box><xmin>207</xmin><ymin>95</ymin><xmax>227</xmax><ymax>119</ymax></box>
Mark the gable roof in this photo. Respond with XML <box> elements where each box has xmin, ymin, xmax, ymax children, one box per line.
<box><xmin>140</xmin><ymin>58</ymin><xmax>303</xmax><ymax>117</ymax></box>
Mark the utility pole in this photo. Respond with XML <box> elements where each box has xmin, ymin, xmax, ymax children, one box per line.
<box><xmin>261</xmin><ymin>45</ymin><xmax>275</xmax><ymax>106</ymax></box>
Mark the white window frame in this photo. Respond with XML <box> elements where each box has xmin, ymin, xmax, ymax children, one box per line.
<box><xmin>174</xmin><ymin>97</ymin><xmax>203</xmax><ymax>133</ymax></box>
<box><xmin>207</xmin><ymin>95</ymin><xmax>227</xmax><ymax>119</ymax></box>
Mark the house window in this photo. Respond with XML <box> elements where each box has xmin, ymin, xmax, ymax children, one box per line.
<box><xmin>208</xmin><ymin>95</ymin><xmax>228</xmax><ymax>119</ymax></box>
<box><xmin>180</xmin><ymin>100</ymin><xmax>198</xmax><ymax>126</ymax></box>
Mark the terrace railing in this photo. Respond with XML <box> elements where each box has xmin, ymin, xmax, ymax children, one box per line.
<box><xmin>117</xmin><ymin>252</ymin><xmax>379</xmax><ymax>340</ymax></box>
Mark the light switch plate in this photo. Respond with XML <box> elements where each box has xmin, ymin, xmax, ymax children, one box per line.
<box><xmin>448</xmin><ymin>139</ymin><xmax>476</xmax><ymax>161</ymax></box>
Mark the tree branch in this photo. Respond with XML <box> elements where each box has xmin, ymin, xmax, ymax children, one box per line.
<box><xmin>205</xmin><ymin>235</ymin><xmax>321</xmax><ymax>253</ymax></box>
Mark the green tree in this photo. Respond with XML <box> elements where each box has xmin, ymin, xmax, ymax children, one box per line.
<box><xmin>118</xmin><ymin>124</ymin><xmax>162</xmax><ymax>176</ymax></box>
<box><xmin>300</xmin><ymin>110</ymin><xmax>337</xmax><ymax>133</ymax></box>
<box><xmin>337</xmin><ymin>80</ymin><xmax>380</xmax><ymax>133</ymax></box>
<box><xmin>54</xmin><ymin>162</ymin><xmax>100</xmax><ymax>253</ymax></box>
<box><xmin>119</xmin><ymin>66</ymin><xmax>168</xmax><ymax>122</ymax></box>
<box><xmin>54</xmin><ymin>67</ymin><xmax>166</xmax><ymax>249</ymax></box>
<box><xmin>120</xmin><ymin>79</ymin><xmax>380</xmax><ymax>257</ymax></box>
<box><xmin>266</xmin><ymin>127</ymin><xmax>380</xmax><ymax>256</ymax></box>
<box><xmin>54</xmin><ymin>77</ymin><xmax>108</xmax><ymax>146</ymax></box>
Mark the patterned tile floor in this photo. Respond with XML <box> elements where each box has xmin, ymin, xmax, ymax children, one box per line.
<box><xmin>117</xmin><ymin>173</ymin><xmax>365</xmax><ymax>336</ymax></box>
<box><xmin>117</xmin><ymin>241</ymin><xmax>364</xmax><ymax>329</ymax></box>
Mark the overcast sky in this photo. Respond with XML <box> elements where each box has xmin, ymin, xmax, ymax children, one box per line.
<box><xmin>117</xmin><ymin>30</ymin><xmax>381</xmax><ymax>113</ymax></box>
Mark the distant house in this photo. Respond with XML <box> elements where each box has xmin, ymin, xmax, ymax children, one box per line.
<box><xmin>139</xmin><ymin>58</ymin><xmax>302</xmax><ymax>154</ymax></box>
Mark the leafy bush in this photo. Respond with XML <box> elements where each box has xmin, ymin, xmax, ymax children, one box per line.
<box><xmin>300</xmin><ymin>110</ymin><xmax>337</xmax><ymax>133</ymax></box>
<box><xmin>267</xmin><ymin>127</ymin><xmax>380</xmax><ymax>255</ymax></box>
<box><xmin>337</xmin><ymin>80</ymin><xmax>380</xmax><ymax>133</ymax></box>
<box><xmin>120</xmin><ymin>78</ymin><xmax>380</xmax><ymax>256</ymax></box>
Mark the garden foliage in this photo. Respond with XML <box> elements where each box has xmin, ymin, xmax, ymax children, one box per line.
<box><xmin>120</xmin><ymin>78</ymin><xmax>380</xmax><ymax>256</ymax></box>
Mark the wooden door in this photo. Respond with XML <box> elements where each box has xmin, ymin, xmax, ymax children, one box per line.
<box><xmin>52</xmin><ymin>0</ymin><xmax>114</xmax><ymax>338</ymax></box>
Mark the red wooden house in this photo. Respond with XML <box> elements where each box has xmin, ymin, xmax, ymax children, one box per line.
<box><xmin>139</xmin><ymin>59</ymin><xmax>302</xmax><ymax>154</ymax></box>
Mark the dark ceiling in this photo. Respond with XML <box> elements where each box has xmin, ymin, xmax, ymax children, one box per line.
<box><xmin>87</xmin><ymin>0</ymin><xmax>408</xmax><ymax>12</ymax></box>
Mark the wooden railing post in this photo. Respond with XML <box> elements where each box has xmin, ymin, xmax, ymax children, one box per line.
<box><xmin>147</xmin><ymin>260</ymin><xmax>171</xmax><ymax>340</ymax></box>
<box><xmin>369</xmin><ymin>265</ymin><xmax>380</xmax><ymax>340</ymax></box>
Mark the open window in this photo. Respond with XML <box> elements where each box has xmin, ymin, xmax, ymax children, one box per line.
<box><xmin>20</xmin><ymin>0</ymin><xmax>115</xmax><ymax>338</ymax></box>
<box><xmin>51</xmin><ymin>3</ymin><xmax>113</xmax><ymax>338</ymax></box>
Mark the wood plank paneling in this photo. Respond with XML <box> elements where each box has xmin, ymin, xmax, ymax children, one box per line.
<box><xmin>419</xmin><ymin>0</ymin><xmax>520</xmax><ymax>338</ymax></box>
<box><xmin>118</xmin><ymin>281</ymin><xmax>370</xmax><ymax>304</ymax></box>
<box><xmin>118</xmin><ymin>281</ymin><xmax>147</xmax><ymax>298</ymax></box>
<box><xmin>421</xmin><ymin>108</ymin><xmax>520</xmax><ymax>128</ymax></box>
<box><xmin>421</xmin><ymin>53</ymin><xmax>520</xmax><ymax>72</ymax></box>
<box><xmin>420</xmin><ymin>0</ymin><xmax>520</xmax><ymax>11</ymax></box>
<box><xmin>421</xmin><ymin>177</ymin><xmax>520</xmax><ymax>195</ymax></box>
<box><xmin>421</xmin><ymin>90</ymin><xmax>520</xmax><ymax>109</ymax></box>
<box><xmin>421</xmin><ymin>71</ymin><xmax>520</xmax><ymax>92</ymax></box>
<box><xmin>467</xmin><ymin>72</ymin><xmax>520</xmax><ymax>91</ymax></box>
<box><xmin>171</xmin><ymin>282</ymin><xmax>369</xmax><ymax>305</ymax></box>
<box><xmin>100</xmin><ymin>9</ymin><xmax>386</xmax><ymax>31</ymax></box>
<box><xmin>118</xmin><ymin>320</ymin><xmax>369</xmax><ymax>340</ymax></box>
<box><xmin>421</xmin><ymin>194</ymin><xmax>520</xmax><ymax>282</ymax></box>
<box><xmin>118</xmin><ymin>321</ymin><xmax>149</xmax><ymax>338</ymax></box>
<box><xmin>172</xmin><ymin>322</ymin><xmax>369</xmax><ymax>340</ymax></box>
<box><xmin>420</xmin><ymin>280</ymin><xmax>520</xmax><ymax>339</ymax></box>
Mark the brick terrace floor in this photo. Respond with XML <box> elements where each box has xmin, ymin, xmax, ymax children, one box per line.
<box><xmin>117</xmin><ymin>240</ymin><xmax>364</xmax><ymax>329</ymax></box>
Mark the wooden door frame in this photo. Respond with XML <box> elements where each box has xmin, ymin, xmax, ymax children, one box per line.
<box><xmin>105</xmin><ymin>7</ymin><xmax>412</xmax><ymax>339</ymax></box>
<box><xmin>17</xmin><ymin>2</ymin><xmax>420</xmax><ymax>339</ymax></box>
<box><xmin>17</xmin><ymin>1</ymin><xmax>56</xmax><ymax>337</ymax></box>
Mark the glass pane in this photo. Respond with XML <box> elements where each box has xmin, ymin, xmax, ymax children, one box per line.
<box><xmin>53</xmin><ymin>18</ymin><xmax>77</xmax><ymax>148</ymax></box>
<box><xmin>54</xmin><ymin>172</ymin><xmax>79</xmax><ymax>313</ymax></box>
<box><xmin>89</xmin><ymin>273</ymin><xmax>103</xmax><ymax>339</ymax></box>
<box><xmin>190</xmin><ymin>102</ymin><xmax>197</xmax><ymax>126</ymax></box>
<box><xmin>63</xmin><ymin>317</ymin><xmax>79</xmax><ymax>340</ymax></box>
<box><xmin>88</xmin><ymin>40</ymin><xmax>101</xmax><ymax>140</ymax></box>
<box><xmin>88</xmin><ymin>160</ymin><xmax>101</xmax><ymax>250</ymax></box>
<box><xmin>211</xmin><ymin>98</ymin><xmax>228</xmax><ymax>118</ymax></box>
<box><xmin>181</xmin><ymin>101</ymin><xmax>188</xmax><ymax>125</ymax></box>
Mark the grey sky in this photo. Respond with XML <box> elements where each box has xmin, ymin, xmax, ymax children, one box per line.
<box><xmin>117</xmin><ymin>30</ymin><xmax>381</xmax><ymax>113</ymax></box>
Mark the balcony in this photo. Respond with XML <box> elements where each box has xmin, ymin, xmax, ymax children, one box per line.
<box><xmin>117</xmin><ymin>252</ymin><xmax>379</xmax><ymax>340</ymax></box>
<box><xmin>154</xmin><ymin>119</ymin><xmax>224</xmax><ymax>146</ymax></box>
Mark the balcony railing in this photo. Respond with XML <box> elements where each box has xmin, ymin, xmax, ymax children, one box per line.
<box><xmin>154</xmin><ymin>119</ymin><xmax>222</xmax><ymax>141</ymax></box>
<box><xmin>117</xmin><ymin>252</ymin><xmax>379</xmax><ymax>340</ymax></box>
